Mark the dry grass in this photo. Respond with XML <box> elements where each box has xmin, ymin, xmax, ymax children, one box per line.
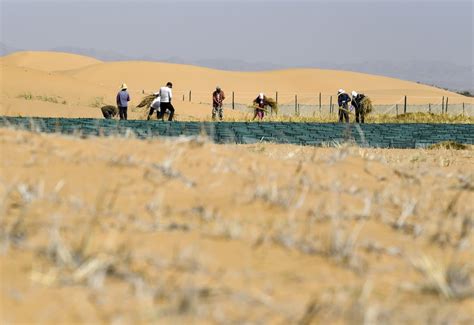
<box><xmin>196</xmin><ymin>112</ymin><xmax>474</xmax><ymax>123</ymax></box>
<box><xmin>0</xmin><ymin>128</ymin><xmax>473</xmax><ymax>323</ymax></box>
<box><xmin>428</xmin><ymin>141</ymin><xmax>469</xmax><ymax>150</ymax></box>
<box><xmin>17</xmin><ymin>92</ymin><xmax>68</xmax><ymax>105</ymax></box>
<box><xmin>409</xmin><ymin>255</ymin><xmax>474</xmax><ymax>299</ymax></box>
<box><xmin>90</xmin><ymin>96</ymin><xmax>106</xmax><ymax>108</ymax></box>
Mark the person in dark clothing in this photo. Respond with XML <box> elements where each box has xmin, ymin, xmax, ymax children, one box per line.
<box><xmin>158</xmin><ymin>82</ymin><xmax>175</xmax><ymax>121</ymax></box>
<box><xmin>116</xmin><ymin>83</ymin><xmax>130</xmax><ymax>120</ymax></box>
<box><xmin>351</xmin><ymin>91</ymin><xmax>366</xmax><ymax>123</ymax></box>
<box><xmin>337</xmin><ymin>89</ymin><xmax>350</xmax><ymax>123</ymax></box>
<box><xmin>212</xmin><ymin>86</ymin><xmax>226</xmax><ymax>120</ymax></box>
<box><xmin>253</xmin><ymin>93</ymin><xmax>266</xmax><ymax>120</ymax></box>
<box><xmin>101</xmin><ymin>105</ymin><xmax>118</xmax><ymax>119</ymax></box>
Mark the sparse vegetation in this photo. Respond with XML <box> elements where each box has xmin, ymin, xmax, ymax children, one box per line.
<box><xmin>409</xmin><ymin>255</ymin><xmax>474</xmax><ymax>299</ymax></box>
<box><xmin>196</xmin><ymin>112</ymin><xmax>474</xmax><ymax>124</ymax></box>
<box><xmin>457</xmin><ymin>90</ymin><xmax>474</xmax><ymax>98</ymax></box>
<box><xmin>90</xmin><ymin>96</ymin><xmax>105</xmax><ymax>108</ymax></box>
<box><xmin>17</xmin><ymin>92</ymin><xmax>67</xmax><ymax>105</ymax></box>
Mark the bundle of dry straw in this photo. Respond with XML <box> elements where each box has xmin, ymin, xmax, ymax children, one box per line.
<box><xmin>137</xmin><ymin>94</ymin><xmax>156</xmax><ymax>108</ymax></box>
<box><xmin>361</xmin><ymin>97</ymin><xmax>373</xmax><ymax>114</ymax></box>
<box><xmin>252</xmin><ymin>97</ymin><xmax>278</xmax><ymax>114</ymax></box>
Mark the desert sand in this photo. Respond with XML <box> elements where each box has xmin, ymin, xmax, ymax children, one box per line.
<box><xmin>1</xmin><ymin>52</ymin><xmax>473</xmax><ymax>323</ymax></box>
<box><xmin>0</xmin><ymin>127</ymin><xmax>473</xmax><ymax>323</ymax></box>
<box><xmin>1</xmin><ymin>51</ymin><xmax>472</xmax><ymax>120</ymax></box>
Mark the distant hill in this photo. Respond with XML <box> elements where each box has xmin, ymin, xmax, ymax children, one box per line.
<box><xmin>50</xmin><ymin>47</ymin><xmax>132</xmax><ymax>62</ymax></box>
<box><xmin>319</xmin><ymin>60</ymin><xmax>474</xmax><ymax>94</ymax></box>
<box><xmin>0</xmin><ymin>42</ymin><xmax>21</xmax><ymax>56</ymax></box>
<box><xmin>1</xmin><ymin>43</ymin><xmax>472</xmax><ymax>93</ymax></box>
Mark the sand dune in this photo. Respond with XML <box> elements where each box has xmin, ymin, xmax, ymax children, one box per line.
<box><xmin>1</xmin><ymin>51</ymin><xmax>472</xmax><ymax>119</ymax></box>
<box><xmin>2</xmin><ymin>51</ymin><xmax>102</xmax><ymax>72</ymax></box>
<box><xmin>65</xmin><ymin>60</ymin><xmax>468</xmax><ymax>104</ymax></box>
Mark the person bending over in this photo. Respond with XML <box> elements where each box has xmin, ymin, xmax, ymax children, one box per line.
<box><xmin>337</xmin><ymin>89</ymin><xmax>350</xmax><ymax>123</ymax></box>
<box><xmin>212</xmin><ymin>86</ymin><xmax>226</xmax><ymax>121</ymax></box>
<box><xmin>253</xmin><ymin>93</ymin><xmax>266</xmax><ymax>120</ymax></box>
<box><xmin>351</xmin><ymin>90</ymin><xmax>366</xmax><ymax>123</ymax></box>
<box><xmin>147</xmin><ymin>92</ymin><xmax>161</xmax><ymax>120</ymax></box>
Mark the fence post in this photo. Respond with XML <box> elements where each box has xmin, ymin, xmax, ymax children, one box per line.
<box><xmin>232</xmin><ymin>91</ymin><xmax>235</xmax><ymax>110</ymax></box>
<box><xmin>189</xmin><ymin>90</ymin><xmax>192</xmax><ymax>102</ymax></box>
<box><xmin>276</xmin><ymin>91</ymin><xmax>278</xmax><ymax>105</ymax></box>
<box><xmin>404</xmin><ymin>96</ymin><xmax>407</xmax><ymax>114</ymax></box>
<box><xmin>182</xmin><ymin>94</ymin><xmax>185</xmax><ymax>101</ymax></box>
<box><xmin>319</xmin><ymin>92</ymin><xmax>322</xmax><ymax>112</ymax></box>
<box><xmin>463</xmin><ymin>102</ymin><xmax>465</xmax><ymax>116</ymax></box>
<box><xmin>329</xmin><ymin>96</ymin><xmax>333</xmax><ymax>114</ymax></box>
<box><xmin>445</xmin><ymin>97</ymin><xmax>449</xmax><ymax>113</ymax></box>
<box><xmin>295</xmin><ymin>95</ymin><xmax>298</xmax><ymax>115</ymax></box>
<box><xmin>442</xmin><ymin>96</ymin><xmax>444</xmax><ymax>113</ymax></box>
<box><xmin>428</xmin><ymin>103</ymin><xmax>431</xmax><ymax>113</ymax></box>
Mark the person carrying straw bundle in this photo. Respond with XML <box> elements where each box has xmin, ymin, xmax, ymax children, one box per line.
<box><xmin>351</xmin><ymin>90</ymin><xmax>373</xmax><ymax>123</ymax></box>
<box><xmin>252</xmin><ymin>93</ymin><xmax>278</xmax><ymax>120</ymax></box>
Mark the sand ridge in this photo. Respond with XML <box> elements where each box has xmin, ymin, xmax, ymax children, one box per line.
<box><xmin>2</xmin><ymin>51</ymin><xmax>102</xmax><ymax>72</ymax></box>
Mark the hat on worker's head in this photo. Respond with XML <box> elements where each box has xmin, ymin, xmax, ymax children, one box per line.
<box><xmin>259</xmin><ymin>93</ymin><xmax>264</xmax><ymax>99</ymax></box>
<box><xmin>338</xmin><ymin>89</ymin><xmax>345</xmax><ymax>95</ymax></box>
<box><xmin>352</xmin><ymin>91</ymin><xmax>358</xmax><ymax>97</ymax></box>
<box><xmin>121</xmin><ymin>83</ymin><xmax>128</xmax><ymax>90</ymax></box>
<box><xmin>216</xmin><ymin>86</ymin><xmax>221</xmax><ymax>90</ymax></box>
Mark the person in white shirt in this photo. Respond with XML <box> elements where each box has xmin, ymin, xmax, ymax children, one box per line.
<box><xmin>147</xmin><ymin>92</ymin><xmax>161</xmax><ymax>120</ymax></box>
<box><xmin>158</xmin><ymin>82</ymin><xmax>175</xmax><ymax>121</ymax></box>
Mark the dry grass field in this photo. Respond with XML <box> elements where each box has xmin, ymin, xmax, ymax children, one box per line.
<box><xmin>1</xmin><ymin>128</ymin><xmax>473</xmax><ymax>324</ymax></box>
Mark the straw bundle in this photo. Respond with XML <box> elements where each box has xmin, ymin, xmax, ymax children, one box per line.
<box><xmin>428</xmin><ymin>141</ymin><xmax>468</xmax><ymax>150</ymax></box>
<box><xmin>360</xmin><ymin>97</ymin><xmax>373</xmax><ymax>115</ymax></box>
<box><xmin>137</xmin><ymin>94</ymin><xmax>156</xmax><ymax>108</ymax></box>
<box><xmin>265</xmin><ymin>97</ymin><xmax>278</xmax><ymax>113</ymax></box>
